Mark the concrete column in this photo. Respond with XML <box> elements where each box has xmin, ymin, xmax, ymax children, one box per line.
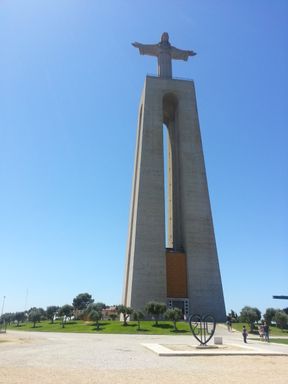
<box><xmin>123</xmin><ymin>76</ymin><xmax>226</xmax><ymax>321</ymax></box>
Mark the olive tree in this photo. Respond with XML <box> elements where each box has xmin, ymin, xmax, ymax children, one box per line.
<box><xmin>240</xmin><ymin>306</ymin><xmax>261</xmax><ymax>332</ymax></box>
<box><xmin>117</xmin><ymin>305</ymin><xmax>133</xmax><ymax>326</ymax></box>
<box><xmin>29</xmin><ymin>310</ymin><xmax>41</xmax><ymax>328</ymax></box>
<box><xmin>59</xmin><ymin>304</ymin><xmax>74</xmax><ymax>328</ymax></box>
<box><xmin>264</xmin><ymin>308</ymin><xmax>277</xmax><ymax>326</ymax></box>
<box><xmin>28</xmin><ymin>307</ymin><xmax>46</xmax><ymax>321</ymax></box>
<box><xmin>88</xmin><ymin>309</ymin><xmax>102</xmax><ymax>330</ymax></box>
<box><xmin>1</xmin><ymin>313</ymin><xmax>14</xmax><ymax>326</ymax></box>
<box><xmin>14</xmin><ymin>312</ymin><xmax>26</xmax><ymax>327</ymax></box>
<box><xmin>94</xmin><ymin>302</ymin><xmax>106</xmax><ymax>311</ymax></box>
<box><xmin>164</xmin><ymin>308</ymin><xmax>182</xmax><ymax>331</ymax></box>
<box><xmin>132</xmin><ymin>310</ymin><xmax>145</xmax><ymax>331</ymax></box>
<box><xmin>84</xmin><ymin>303</ymin><xmax>103</xmax><ymax>321</ymax></box>
<box><xmin>145</xmin><ymin>301</ymin><xmax>166</xmax><ymax>326</ymax></box>
<box><xmin>72</xmin><ymin>293</ymin><xmax>94</xmax><ymax>319</ymax></box>
<box><xmin>274</xmin><ymin>310</ymin><xmax>288</xmax><ymax>330</ymax></box>
<box><xmin>46</xmin><ymin>306</ymin><xmax>59</xmax><ymax>324</ymax></box>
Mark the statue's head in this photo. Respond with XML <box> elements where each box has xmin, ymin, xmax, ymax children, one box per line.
<box><xmin>161</xmin><ymin>32</ymin><xmax>169</xmax><ymax>42</ymax></box>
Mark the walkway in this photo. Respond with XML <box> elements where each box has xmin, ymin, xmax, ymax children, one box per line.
<box><xmin>0</xmin><ymin>326</ymin><xmax>287</xmax><ymax>384</ymax></box>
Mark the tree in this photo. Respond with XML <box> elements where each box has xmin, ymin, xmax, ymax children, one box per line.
<box><xmin>117</xmin><ymin>305</ymin><xmax>133</xmax><ymax>326</ymax></box>
<box><xmin>110</xmin><ymin>313</ymin><xmax>117</xmax><ymax>321</ymax></box>
<box><xmin>132</xmin><ymin>310</ymin><xmax>145</xmax><ymax>331</ymax></box>
<box><xmin>89</xmin><ymin>310</ymin><xmax>102</xmax><ymax>330</ymax></box>
<box><xmin>274</xmin><ymin>310</ymin><xmax>288</xmax><ymax>330</ymax></box>
<box><xmin>164</xmin><ymin>308</ymin><xmax>182</xmax><ymax>331</ymax></box>
<box><xmin>28</xmin><ymin>307</ymin><xmax>46</xmax><ymax>321</ymax></box>
<box><xmin>72</xmin><ymin>293</ymin><xmax>94</xmax><ymax>311</ymax></box>
<box><xmin>72</xmin><ymin>293</ymin><xmax>94</xmax><ymax>318</ymax></box>
<box><xmin>14</xmin><ymin>312</ymin><xmax>26</xmax><ymax>327</ymax></box>
<box><xmin>59</xmin><ymin>304</ymin><xmax>74</xmax><ymax>328</ymax></box>
<box><xmin>83</xmin><ymin>303</ymin><xmax>103</xmax><ymax>321</ymax></box>
<box><xmin>240</xmin><ymin>306</ymin><xmax>261</xmax><ymax>332</ymax></box>
<box><xmin>229</xmin><ymin>310</ymin><xmax>238</xmax><ymax>322</ymax></box>
<box><xmin>29</xmin><ymin>310</ymin><xmax>41</xmax><ymax>328</ymax></box>
<box><xmin>46</xmin><ymin>306</ymin><xmax>59</xmax><ymax>324</ymax></box>
<box><xmin>145</xmin><ymin>301</ymin><xmax>166</xmax><ymax>326</ymax></box>
<box><xmin>1</xmin><ymin>313</ymin><xmax>13</xmax><ymax>326</ymax></box>
<box><xmin>94</xmin><ymin>302</ymin><xmax>106</xmax><ymax>311</ymax></box>
<box><xmin>264</xmin><ymin>308</ymin><xmax>277</xmax><ymax>325</ymax></box>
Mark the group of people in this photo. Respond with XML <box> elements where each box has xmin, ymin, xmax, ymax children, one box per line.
<box><xmin>242</xmin><ymin>322</ymin><xmax>270</xmax><ymax>343</ymax></box>
<box><xmin>226</xmin><ymin>314</ymin><xmax>270</xmax><ymax>343</ymax></box>
<box><xmin>258</xmin><ymin>322</ymin><xmax>270</xmax><ymax>342</ymax></box>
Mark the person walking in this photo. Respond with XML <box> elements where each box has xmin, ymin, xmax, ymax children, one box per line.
<box><xmin>226</xmin><ymin>315</ymin><xmax>232</xmax><ymax>332</ymax></box>
<box><xmin>263</xmin><ymin>322</ymin><xmax>270</xmax><ymax>342</ymax></box>
<box><xmin>242</xmin><ymin>325</ymin><xmax>248</xmax><ymax>343</ymax></box>
<box><xmin>259</xmin><ymin>324</ymin><xmax>264</xmax><ymax>341</ymax></box>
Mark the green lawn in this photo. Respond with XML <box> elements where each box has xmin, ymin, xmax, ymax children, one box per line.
<box><xmin>268</xmin><ymin>338</ymin><xmax>288</xmax><ymax>345</ymax></box>
<box><xmin>6</xmin><ymin>320</ymin><xmax>192</xmax><ymax>335</ymax></box>
<box><xmin>6</xmin><ymin>320</ymin><xmax>288</xmax><ymax>338</ymax></box>
<box><xmin>250</xmin><ymin>338</ymin><xmax>288</xmax><ymax>345</ymax></box>
<box><xmin>231</xmin><ymin>322</ymin><xmax>288</xmax><ymax>337</ymax></box>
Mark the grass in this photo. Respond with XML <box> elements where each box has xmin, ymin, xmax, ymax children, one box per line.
<box><xmin>6</xmin><ymin>320</ymin><xmax>192</xmax><ymax>335</ymax></box>
<box><xmin>249</xmin><ymin>337</ymin><xmax>288</xmax><ymax>345</ymax></box>
<box><xmin>6</xmin><ymin>320</ymin><xmax>288</xmax><ymax>338</ymax></box>
<box><xmin>231</xmin><ymin>322</ymin><xmax>288</xmax><ymax>337</ymax></box>
<box><xmin>267</xmin><ymin>338</ymin><xmax>288</xmax><ymax>345</ymax></box>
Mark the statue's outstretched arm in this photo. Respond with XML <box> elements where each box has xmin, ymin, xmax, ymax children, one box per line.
<box><xmin>132</xmin><ymin>42</ymin><xmax>158</xmax><ymax>57</ymax></box>
<box><xmin>171</xmin><ymin>46</ymin><xmax>196</xmax><ymax>61</ymax></box>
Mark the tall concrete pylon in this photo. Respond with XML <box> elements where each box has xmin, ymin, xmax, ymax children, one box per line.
<box><xmin>123</xmin><ymin>33</ymin><xmax>226</xmax><ymax>321</ymax></box>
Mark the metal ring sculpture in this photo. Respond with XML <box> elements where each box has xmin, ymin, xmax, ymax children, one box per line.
<box><xmin>189</xmin><ymin>314</ymin><xmax>216</xmax><ymax>345</ymax></box>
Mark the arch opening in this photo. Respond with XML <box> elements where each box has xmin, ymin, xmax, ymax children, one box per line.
<box><xmin>162</xmin><ymin>93</ymin><xmax>183</xmax><ymax>251</ymax></box>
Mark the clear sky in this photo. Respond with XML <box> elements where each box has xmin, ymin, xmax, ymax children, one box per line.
<box><xmin>0</xmin><ymin>0</ymin><xmax>287</xmax><ymax>317</ymax></box>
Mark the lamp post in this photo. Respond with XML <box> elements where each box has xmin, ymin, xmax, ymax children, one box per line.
<box><xmin>0</xmin><ymin>296</ymin><xmax>6</xmax><ymax>333</ymax></box>
<box><xmin>1</xmin><ymin>296</ymin><xmax>5</xmax><ymax>317</ymax></box>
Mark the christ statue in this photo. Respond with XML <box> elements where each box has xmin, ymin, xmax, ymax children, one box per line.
<box><xmin>132</xmin><ymin>32</ymin><xmax>196</xmax><ymax>79</ymax></box>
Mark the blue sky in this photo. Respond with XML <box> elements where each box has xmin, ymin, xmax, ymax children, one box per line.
<box><xmin>0</xmin><ymin>0</ymin><xmax>287</xmax><ymax>316</ymax></box>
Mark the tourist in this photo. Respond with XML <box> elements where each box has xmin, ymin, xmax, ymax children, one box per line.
<box><xmin>242</xmin><ymin>325</ymin><xmax>248</xmax><ymax>343</ymax></box>
<box><xmin>258</xmin><ymin>324</ymin><xmax>264</xmax><ymax>341</ymax></box>
<box><xmin>226</xmin><ymin>315</ymin><xmax>232</xmax><ymax>332</ymax></box>
<box><xmin>263</xmin><ymin>322</ymin><xmax>270</xmax><ymax>342</ymax></box>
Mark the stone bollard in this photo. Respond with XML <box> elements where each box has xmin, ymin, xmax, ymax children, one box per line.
<box><xmin>214</xmin><ymin>336</ymin><xmax>223</xmax><ymax>345</ymax></box>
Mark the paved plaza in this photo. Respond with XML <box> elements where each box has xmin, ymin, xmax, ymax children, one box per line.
<box><xmin>0</xmin><ymin>325</ymin><xmax>287</xmax><ymax>384</ymax></box>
